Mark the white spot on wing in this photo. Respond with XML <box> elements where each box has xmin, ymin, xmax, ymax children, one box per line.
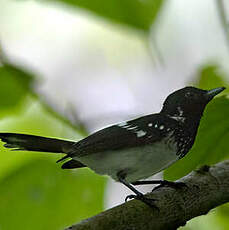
<box><xmin>148</xmin><ymin>123</ymin><xmax>153</xmax><ymax>127</ymax></box>
<box><xmin>118</xmin><ymin>121</ymin><xmax>148</xmax><ymax>138</ymax></box>
<box><xmin>136</xmin><ymin>130</ymin><xmax>147</xmax><ymax>137</ymax></box>
<box><xmin>159</xmin><ymin>125</ymin><xmax>164</xmax><ymax>130</ymax></box>
<box><xmin>126</xmin><ymin>126</ymin><xmax>138</xmax><ymax>130</ymax></box>
<box><xmin>118</xmin><ymin>121</ymin><xmax>128</xmax><ymax>127</ymax></box>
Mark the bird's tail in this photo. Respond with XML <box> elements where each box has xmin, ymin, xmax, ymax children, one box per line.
<box><xmin>0</xmin><ymin>133</ymin><xmax>76</xmax><ymax>153</ymax></box>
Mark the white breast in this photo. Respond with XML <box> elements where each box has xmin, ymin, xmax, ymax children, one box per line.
<box><xmin>75</xmin><ymin>135</ymin><xmax>179</xmax><ymax>183</ymax></box>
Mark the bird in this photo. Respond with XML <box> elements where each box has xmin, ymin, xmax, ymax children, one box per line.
<box><xmin>0</xmin><ymin>86</ymin><xmax>225</xmax><ymax>208</ymax></box>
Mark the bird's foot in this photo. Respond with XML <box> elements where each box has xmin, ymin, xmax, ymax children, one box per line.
<box><xmin>125</xmin><ymin>194</ymin><xmax>158</xmax><ymax>209</ymax></box>
<box><xmin>152</xmin><ymin>180</ymin><xmax>187</xmax><ymax>192</ymax></box>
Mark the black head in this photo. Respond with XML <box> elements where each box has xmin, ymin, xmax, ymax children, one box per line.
<box><xmin>161</xmin><ymin>86</ymin><xmax>225</xmax><ymax>119</ymax></box>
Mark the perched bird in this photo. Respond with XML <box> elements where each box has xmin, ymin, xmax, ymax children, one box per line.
<box><xmin>0</xmin><ymin>86</ymin><xmax>225</xmax><ymax>207</ymax></box>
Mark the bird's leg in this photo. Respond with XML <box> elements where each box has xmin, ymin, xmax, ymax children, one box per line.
<box><xmin>132</xmin><ymin>180</ymin><xmax>186</xmax><ymax>191</ymax></box>
<box><xmin>117</xmin><ymin>171</ymin><xmax>157</xmax><ymax>209</ymax></box>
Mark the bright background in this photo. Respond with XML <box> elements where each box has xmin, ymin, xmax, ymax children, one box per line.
<box><xmin>0</xmin><ymin>0</ymin><xmax>229</xmax><ymax>229</ymax></box>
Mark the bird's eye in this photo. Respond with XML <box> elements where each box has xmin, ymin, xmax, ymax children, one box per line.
<box><xmin>185</xmin><ymin>92</ymin><xmax>195</xmax><ymax>98</ymax></box>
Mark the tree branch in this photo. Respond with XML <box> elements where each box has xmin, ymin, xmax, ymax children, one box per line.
<box><xmin>66</xmin><ymin>160</ymin><xmax>229</xmax><ymax>230</ymax></box>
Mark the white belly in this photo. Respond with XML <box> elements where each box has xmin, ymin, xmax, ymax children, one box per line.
<box><xmin>75</xmin><ymin>140</ymin><xmax>178</xmax><ymax>182</ymax></box>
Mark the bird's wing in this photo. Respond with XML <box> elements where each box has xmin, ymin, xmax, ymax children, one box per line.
<box><xmin>69</xmin><ymin>114</ymin><xmax>176</xmax><ymax>157</ymax></box>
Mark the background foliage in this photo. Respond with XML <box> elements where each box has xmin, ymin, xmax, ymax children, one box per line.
<box><xmin>48</xmin><ymin>0</ymin><xmax>164</xmax><ymax>31</ymax></box>
<box><xmin>0</xmin><ymin>0</ymin><xmax>229</xmax><ymax>229</ymax></box>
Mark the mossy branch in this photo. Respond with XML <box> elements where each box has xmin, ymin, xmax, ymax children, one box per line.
<box><xmin>66</xmin><ymin>160</ymin><xmax>229</xmax><ymax>230</ymax></box>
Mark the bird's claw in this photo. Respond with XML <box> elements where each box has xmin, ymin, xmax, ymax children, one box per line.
<box><xmin>125</xmin><ymin>194</ymin><xmax>137</xmax><ymax>202</ymax></box>
<box><xmin>125</xmin><ymin>194</ymin><xmax>158</xmax><ymax>210</ymax></box>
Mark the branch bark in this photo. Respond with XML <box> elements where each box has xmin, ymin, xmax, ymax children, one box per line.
<box><xmin>66</xmin><ymin>160</ymin><xmax>229</xmax><ymax>230</ymax></box>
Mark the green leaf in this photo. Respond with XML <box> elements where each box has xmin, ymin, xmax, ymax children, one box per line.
<box><xmin>0</xmin><ymin>62</ymin><xmax>34</xmax><ymax>110</ymax></box>
<box><xmin>0</xmin><ymin>159</ymin><xmax>106</xmax><ymax>230</ymax></box>
<box><xmin>47</xmin><ymin>0</ymin><xmax>165</xmax><ymax>31</ymax></box>
<box><xmin>196</xmin><ymin>64</ymin><xmax>229</xmax><ymax>93</ymax></box>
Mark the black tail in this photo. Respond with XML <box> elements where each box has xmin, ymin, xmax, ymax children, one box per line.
<box><xmin>0</xmin><ymin>133</ymin><xmax>76</xmax><ymax>153</ymax></box>
<box><xmin>0</xmin><ymin>133</ymin><xmax>87</xmax><ymax>169</ymax></box>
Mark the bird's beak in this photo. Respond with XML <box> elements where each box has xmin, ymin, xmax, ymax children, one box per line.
<box><xmin>205</xmin><ymin>87</ymin><xmax>226</xmax><ymax>100</ymax></box>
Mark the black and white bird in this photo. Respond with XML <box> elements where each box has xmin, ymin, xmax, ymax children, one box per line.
<box><xmin>0</xmin><ymin>86</ymin><xmax>225</xmax><ymax>207</ymax></box>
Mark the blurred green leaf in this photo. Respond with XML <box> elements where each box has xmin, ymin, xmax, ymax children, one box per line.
<box><xmin>164</xmin><ymin>64</ymin><xmax>229</xmax><ymax>181</ymax></box>
<box><xmin>0</xmin><ymin>62</ymin><xmax>34</xmax><ymax>110</ymax></box>
<box><xmin>0</xmin><ymin>159</ymin><xmax>106</xmax><ymax>230</ymax></box>
<box><xmin>181</xmin><ymin>210</ymin><xmax>223</xmax><ymax>230</ymax></box>
<box><xmin>196</xmin><ymin>64</ymin><xmax>229</xmax><ymax>93</ymax></box>
<box><xmin>48</xmin><ymin>0</ymin><xmax>165</xmax><ymax>31</ymax></box>
<box><xmin>214</xmin><ymin>203</ymin><xmax>229</xmax><ymax>230</ymax></box>
<box><xmin>182</xmin><ymin>203</ymin><xmax>229</xmax><ymax>230</ymax></box>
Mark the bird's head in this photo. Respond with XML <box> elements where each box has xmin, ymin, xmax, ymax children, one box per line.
<box><xmin>161</xmin><ymin>86</ymin><xmax>225</xmax><ymax>120</ymax></box>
